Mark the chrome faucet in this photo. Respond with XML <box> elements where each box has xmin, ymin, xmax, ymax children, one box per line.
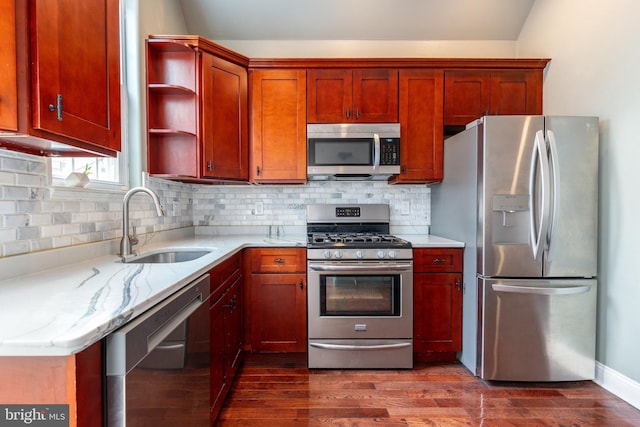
<box><xmin>120</xmin><ymin>187</ymin><xmax>164</xmax><ymax>257</ymax></box>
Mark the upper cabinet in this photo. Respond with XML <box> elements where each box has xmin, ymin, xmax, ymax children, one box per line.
<box><xmin>392</xmin><ymin>69</ymin><xmax>444</xmax><ymax>184</ymax></box>
<box><xmin>146</xmin><ymin>36</ymin><xmax>249</xmax><ymax>182</ymax></box>
<box><xmin>307</xmin><ymin>69</ymin><xmax>398</xmax><ymax>123</ymax></box>
<box><xmin>0</xmin><ymin>0</ymin><xmax>121</xmax><ymax>156</ymax></box>
<box><xmin>249</xmin><ymin>69</ymin><xmax>307</xmax><ymax>183</ymax></box>
<box><xmin>444</xmin><ymin>69</ymin><xmax>543</xmax><ymax>126</ymax></box>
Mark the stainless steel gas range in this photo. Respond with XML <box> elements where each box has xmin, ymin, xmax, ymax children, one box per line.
<box><xmin>306</xmin><ymin>204</ymin><xmax>413</xmax><ymax>369</ymax></box>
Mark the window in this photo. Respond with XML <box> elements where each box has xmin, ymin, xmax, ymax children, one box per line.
<box><xmin>50</xmin><ymin>148</ymin><xmax>128</xmax><ymax>190</ymax></box>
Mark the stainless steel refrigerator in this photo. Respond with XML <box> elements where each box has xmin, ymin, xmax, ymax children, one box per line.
<box><xmin>431</xmin><ymin>116</ymin><xmax>599</xmax><ymax>381</ymax></box>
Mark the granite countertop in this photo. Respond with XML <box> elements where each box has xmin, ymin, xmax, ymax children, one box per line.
<box><xmin>0</xmin><ymin>230</ymin><xmax>462</xmax><ymax>357</ymax></box>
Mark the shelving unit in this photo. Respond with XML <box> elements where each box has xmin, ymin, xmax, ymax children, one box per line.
<box><xmin>146</xmin><ymin>40</ymin><xmax>200</xmax><ymax>178</ymax></box>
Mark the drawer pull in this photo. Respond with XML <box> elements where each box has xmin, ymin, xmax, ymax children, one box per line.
<box><xmin>274</xmin><ymin>258</ymin><xmax>285</xmax><ymax>263</ymax></box>
<box><xmin>432</xmin><ymin>258</ymin><xmax>447</xmax><ymax>263</ymax></box>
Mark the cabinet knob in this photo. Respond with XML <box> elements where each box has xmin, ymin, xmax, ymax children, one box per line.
<box><xmin>299</xmin><ymin>280</ymin><xmax>304</xmax><ymax>290</ymax></box>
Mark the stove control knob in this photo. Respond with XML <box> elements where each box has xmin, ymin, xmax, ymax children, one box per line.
<box><xmin>355</xmin><ymin>250</ymin><xmax>364</xmax><ymax>259</ymax></box>
<box><xmin>388</xmin><ymin>250</ymin><xmax>397</xmax><ymax>259</ymax></box>
<box><xmin>377</xmin><ymin>250</ymin><xmax>386</xmax><ymax>259</ymax></box>
<box><xmin>334</xmin><ymin>250</ymin><xmax>343</xmax><ymax>259</ymax></box>
<box><xmin>323</xmin><ymin>250</ymin><xmax>332</xmax><ymax>259</ymax></box>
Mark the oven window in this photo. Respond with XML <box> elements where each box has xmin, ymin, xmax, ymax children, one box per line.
<box><xmin>320</xmin><ymin>274</ymin><xmax>401</xmax><ymax>316</ymax></box>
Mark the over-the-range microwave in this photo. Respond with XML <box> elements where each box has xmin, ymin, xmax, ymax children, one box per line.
<box><xmin>306</xmin><ymin>123</ymin><xmax>400</xmax><ymax>180</ymax></box>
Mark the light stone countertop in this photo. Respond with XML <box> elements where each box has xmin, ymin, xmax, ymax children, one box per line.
<box><xmin>0</xmin><ymin>230</ymin><xmax>462</xmax><ymax>357</ymax></box>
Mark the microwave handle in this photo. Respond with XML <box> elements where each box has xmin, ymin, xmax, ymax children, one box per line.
<box><xmin>373</xmin><ymin>133</ymin><xmax>380</xmax><ymax>169</ymax></box>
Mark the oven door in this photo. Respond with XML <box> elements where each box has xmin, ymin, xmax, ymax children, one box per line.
<box><xmin>307</xmin><ymin>260</ymin><xmax>413</xmax><ymax>368</ymax></box>
<box><xmin>307</xmin><ymin>260</ymin><xmax>413</xmax><ymax>339</ymax></box>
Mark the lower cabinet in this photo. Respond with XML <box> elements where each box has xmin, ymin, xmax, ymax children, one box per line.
<box><xmin>245</xmin><ymin>248</ymin><xmax>307</xmax><ymax>352</ymax></box>
<box><xmin>413</xmin><ymin>248</ymin><xmax>463</xmax><ymax>361</ymax></box>
<box><xmin>0</xmin><ymin>341</ymin><xmax>103</xmax><ymax>427</ymax></box>
<box><xmin>209</xmin><ymin>253</ymin><xmax>243</xmax><ymax>422</ymax></box>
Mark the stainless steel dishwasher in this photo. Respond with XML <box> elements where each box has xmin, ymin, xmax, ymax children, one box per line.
<box><xmin>106</xmin><ymin>274</ymin><xmax>211</xmax><ymax>427</ymax></box>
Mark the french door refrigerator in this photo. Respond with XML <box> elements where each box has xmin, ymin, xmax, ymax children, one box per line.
<box><xmin>431</xmin><ymin>115</ymin><xmax>599</xmax><ymax>381</ymax></box>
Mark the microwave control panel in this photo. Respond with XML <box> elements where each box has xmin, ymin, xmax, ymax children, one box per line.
<box><xmin>380</xmin><ymin>138</ymin><xmax>400</xmax><ymax>165</ymax></box>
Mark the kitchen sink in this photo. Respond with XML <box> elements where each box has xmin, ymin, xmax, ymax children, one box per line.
<box><xmin>122</xmin><ymin>249</ymin><xmax>211</xmax><ymax>264</ymax></box>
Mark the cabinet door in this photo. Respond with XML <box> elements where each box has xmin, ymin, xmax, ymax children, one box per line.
<box><xmin>224</xmin><ymin>276</ymin><xmax>243</xmax><ymax>382</ymax></box>
<box><xmin>307</xmin><ymin>69</ymin><xmax>399</xmax><ymax>123</ymax></box>
<box><xmin>250</xmin><ymin>273</ymin><xmax>307</xmax><ymax>352</ymax></box>
<box><xmin>443</xmin><ymin>70</ymin><xmax>490</xmax><ymax>126</ymax></box>
<box><xmin>444</xmin><ymin>69</ymin><xmax>543</xmax><ymax>125</ymax></box>
<box><xmin>202</xmin><ymin>54</ymin><xmax>248</xmax><ymax>180</ymax></box>
<box><xmin>489</xmin><ymin>70</ymin><xmax>542</xmax><ymax>116</ymax></box>
<box><xmin>394</xmin><ymin>69</ymin><xmax>443</xmax><ymax>183</ymax></box>
<box><xmin>0</xmin><ymin>0</ymin><xmax>18</xmax><ymax>132</ymax></box>
<box><xmin>250</xmin><ymin>70</ymin><xmax>306</xmax><ymax>183</ymax></box>
<box><xmin>413</xmin><ymin>273</ymin><xmax>463</xmax><ymax>357</ymax></box>
<box><xmin>210</xmin><ymin>291</ymin><xmax>227</xmax><ymax>421</ymax></box>
<box><xmin>353</xmin><ymin>69</ymin><xmax>399</xmax><ymax>123</ymax></box>
<box><xmin>307</xmin><ymin>69</ymin><xmax>352</xmax><ymax>123</ymax></box>
<box><xmin>30</xmin><ymin>0</ymin><xmax>121</xmax><ymax>152</ymax></box>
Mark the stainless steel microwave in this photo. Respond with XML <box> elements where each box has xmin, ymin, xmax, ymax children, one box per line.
<box><xmin>307</xmin><ymin>123</ymin><xmax>401</xmax><ymax>180</ymax></box>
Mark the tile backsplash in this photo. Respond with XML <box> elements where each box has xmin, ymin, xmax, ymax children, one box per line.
<box><xmin>0</xmin><ymin>150</ymin><xmax>430</xmax><ymax>257</ymax></box>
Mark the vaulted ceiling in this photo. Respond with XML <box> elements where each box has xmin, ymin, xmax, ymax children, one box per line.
<box><xmin>179</xmin><ymin>0</ymin><xmax>537</xmax><ymax>41</ymax></box>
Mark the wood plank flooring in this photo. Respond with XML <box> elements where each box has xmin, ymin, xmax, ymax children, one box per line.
<box><xmin>216</xmin><ymin>353</ymin><xmax>640</xmax><ymax>426</ymax></box>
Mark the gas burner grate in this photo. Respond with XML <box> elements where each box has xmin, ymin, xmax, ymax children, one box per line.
<box><xmin>308</xmin><ymin>232</ymin><xmax>411</xmax><ymax>248</ymax></box>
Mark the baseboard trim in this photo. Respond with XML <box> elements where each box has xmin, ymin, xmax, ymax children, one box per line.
<box><xmin>594</xmin><ymin>361</ymin><xmax>640</xmax><ymax>410</ymax></box>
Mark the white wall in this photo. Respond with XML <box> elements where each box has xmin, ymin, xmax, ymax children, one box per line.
<box><xmin>215</xmin><ymin>40</ymin><xmax>518</xmax><ymax>58</ymax></box>
<box><xmin>519</xmin><ymin>0</ymin><xmax>640</xmax><ymax>391</ymax></box>
<box><xmin>124</xmin><ymin>0</ymin><xmax>188</xmax><ymax>186</ymax></box>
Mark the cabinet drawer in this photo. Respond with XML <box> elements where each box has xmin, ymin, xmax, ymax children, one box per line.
<box><xmin>249</xmin><ymin>248</ymin><xmax>306</xmax><ymax>273</ymax></box>
<box><xmin>414</xmin><ymin>248</ymin><xmax>462</xmax><ymax>273</ymax></box>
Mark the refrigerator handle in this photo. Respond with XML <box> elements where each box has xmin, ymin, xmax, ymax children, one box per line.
<box><xmin>529</xmin><ymin>130</ymin><xmax>551</xmax><ymax>260</ymax></box>
<box><xmin>492</xmin><ymin>283</ymin><xmax>592</xmax><ymax>296</ymax></box>
<box><xmin>546</xmin><ymin>130</ymin><xmax>560</xmax><ymax>248</ymax></box>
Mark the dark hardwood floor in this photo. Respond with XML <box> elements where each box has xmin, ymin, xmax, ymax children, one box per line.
<box><xmin>216</xmin><ymin>353</ymin><xmax>640</xmax><ymax>426</ymax></box>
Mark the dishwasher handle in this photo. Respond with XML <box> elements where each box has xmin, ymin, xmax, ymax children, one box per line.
<box><xmin>146</xmin><ymin>296</ymin><xmax>202</xmax><ymax>353</ymax></box>
<box><xmin>106</xmin><ymin>274</ymin><xmax>210</xmax><ymax>376</ymax></box>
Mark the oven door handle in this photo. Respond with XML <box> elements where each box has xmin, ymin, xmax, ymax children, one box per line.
<box><xmin>310</xmin><ymin>342</ymin><xmax>412</xmax><ymax>351</ymax></box>
<box><xmin>308</xmin><ymin>263</ymin><xmax>412</xmax><ymax>272</ymax></box>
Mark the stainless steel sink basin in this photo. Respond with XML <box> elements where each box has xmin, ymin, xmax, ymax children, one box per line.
<box><xmin>123</xmin><ymin>250</ymin><xmax>211</xmax><ymax>264</ymax></box>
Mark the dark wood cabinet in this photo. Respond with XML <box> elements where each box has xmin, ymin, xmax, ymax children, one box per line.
<box><xmin>249</xmin><ymin>70</ymin><xmax>307</xmax><ymax>183</ymax></box>
<box><xmin>307</xmin><ymin>69</ymin><xmax>398</xmax><ymax>123</ymax></box>
<box><xmin>392</xmin><ymin>69</ymin><xmax>444</xmax><ymax>184</ymax></box>
<box><xmin>245</xmin><ymin>248</ymin><xmax>307</xmax><ymax>353</ymax></box>
<box><xmin>202</xmin><ymin>54</ymin><xmax>249</xmax><ymax>180</ymax></box>
<box><xmin>146</xmin><ymin>37</ymin><xmax>249</xmax><ymax>182</ymax></box>
<box><xmin>0</xmin><ymin>341</ymin><xmax>103</xmax><ymax>426</ymax></box>
<box><xmin>444</xmin><ymin>69</ymin><xmax>543</xmax><ymax>126</ymax></box>
<box><xmin>413</xmin><ymin>248</ymin><xmax>463</xmax><ymax>361</ymax></box>
<box><xmin>0</xmin><ymin>0</ymin><xmax>121</xmax><ymax>156</ymax></box>
<box><xmin>209</xmin><ymin>253</ymin><xmax>243</xmax><ymax>422</ymax></box>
